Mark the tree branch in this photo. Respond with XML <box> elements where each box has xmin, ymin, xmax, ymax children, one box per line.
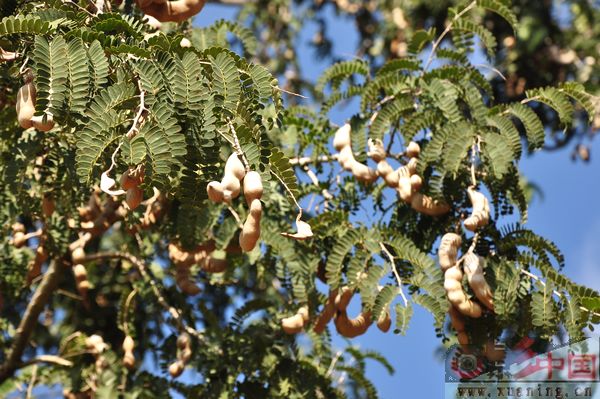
<box><xmin>82</xmin><ymin>251</ymin><xmax>204</xmax><ymax>341</ymax></box>
<box><xmin>0</xmin><ymin>260</ymin><xmax>68</xmax><ymax>383</ymax></box>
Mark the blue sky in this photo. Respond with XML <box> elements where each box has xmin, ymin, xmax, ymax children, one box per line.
<box><xmin>195</xmin><ymin>3</ymin><xmax>600</xmax><ymax>398</ymax></box>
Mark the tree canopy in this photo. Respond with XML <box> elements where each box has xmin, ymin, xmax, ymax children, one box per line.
<box><xmin>1</xmin><ymin>0</ymin><xmax>600</xmax><ymax>397</ymax></box>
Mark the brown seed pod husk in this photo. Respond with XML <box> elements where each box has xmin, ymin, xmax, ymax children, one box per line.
<box><xmin>281</xmin><ymin>312</ymin><xmax>305</xmax><ymax>334</ymax></box>
<box><xmin>123</xmin><ymin>352</ymin><xmax>135</xmax><ymax>370</ymax></box>
<box><xmin>406</xmin><ymin>141</ymin><xmax>421</xmax><ymax>158</ymax></box>
<box><xmin>376</xmin><ymin>310</ymin><xmax>392</xmax><ymax>333</ymax></box>
<box><xmin>463</xmin><ymin>253</ymin><xmax>494</xmax><ymax>311</ymax></box>
<box><xmin>224</xmin><ymin>153</ymin><xmax>246</xmax><ymax>180</ymax></box>
<box><xmin>72</xmin><ymin>247</ymin><xmax>86</xmax><ymax>264</ymax></box>
<box><xmin>138</xmin><ymin>0</ymin><xmax>207</xmax><ymax>22</ymax></box>
<box><xmin>444</xmin><ymin>265</ymin><xmax>482</xmax><ymax>318</ymax></box>
<box><xmin>243</xmin><ymin>171</ymin><xmax>263</xmax><ymax>206</ymax></box>
<box><xmin>168</xmin><ymin>360</ymin><xmax>184</xmax><ymax>377</ymax></box>
<box><xmin>334</xmin><ymin>310</ymin><xmax>372</xmax><ymax>338</ymax></box>
<box><xmin>333</xmin><ymin>123</ymin><xmax>351</xmax><ymax>151</ymax></box>
<box><xmin>31</xmin><ymin>114</ymin><xmax>55</xmax><ymax>132</ymax></box>
<box><xmin>410</xmin><ymin>193</ymin><xmax>450</xmax><ymax>216</ymax></box>
<box><xmin>123</xmin><ymin>335</ymin><xmax>135</xmax><ymax>352</ymax></box>
<box><xmin>16</xmin><ymin>83</ymin><xmax>35</xmax><ymax>129</ymax></box>
<box><xmin>438</xmin><ymin>233</ymin><xmax>462</xmax><ymax>271</ymax></box>
<box><xmin>239</xmin><ymin>199</ymin><xmax>262</xmax><ymax>252</ymax></box>
<box><xmin>126</xmin><ymin>187</ymin><xmax>144</xmax><ymax>210</ymax></box>
<box><xmin>207</xmin><ymin>181</ymin><xmax>224</xmax><ymax>203</ymax></box>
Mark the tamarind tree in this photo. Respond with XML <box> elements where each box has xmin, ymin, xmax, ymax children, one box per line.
<box><xmin>1</xmin><ymin>0</ymin><xmax>600</xmax><ymax>397</ymax></box>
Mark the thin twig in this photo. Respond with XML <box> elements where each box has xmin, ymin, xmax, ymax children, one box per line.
<box><xmin>473</xmin><ymin>63</ymin><xmax>507</xmax><ymax>81</ymax></box>
<box><xmin>227</xmin><ymin>119</ymin><xmax>250</xmax><ymax>171</ymax></box>
<box><xmin>275</xmin><ymin>86</ymin><xmax>308</xmax><ymax>99</ymax></box>
<box><xmin>519</xmin><ymin>269</ymin><xmax>600</xmax><ymax>318</ymax></box>
<box><xmin>126</xmin><ymin>81</ymin><xmax>147</xmax><ymax>139</ymax></box>
<box><xmin>26</xmin><ymin>365</ymin><xmax>37</xmax><ymax>399</ymax></box>
<box><xmin>423</xmin><ymin>1</ymin><xmax>477</xmax><ymax>72</ymax></box>
<box><xmin>270</xmin><ymin>169</ymin><xmax>302</xmax><ymax>216</ymax></box>
<box><xmin>379</xmin><ymin>242</ymin><xmax>409</xmax><ymax>306</ymax></box>
<box><xmin>325</xmin><ymin>350</ymin><xmax>343</xmax><ymax>378</ymax></box>
<box><xmin>226</xmin><ymin>204</ymin><xmax>244</xmax><ymax>228</ymax></box>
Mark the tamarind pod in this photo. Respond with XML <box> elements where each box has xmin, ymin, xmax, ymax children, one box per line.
<box><xmin>377</xmin><ymin>160</ymin><xmax>400</xmax><ymax>187</ymax></box>
<box><xmin>409</xmin><ymin>174</ymin><xmax>422</xmax><ymax>192</ymax></box>
<box><xmin>484</xmin><ymin>340</ymin><xmax>506</xmax><ymax>362</ymax></box>
<box><xmin>180</xmin><ymin>38</ymin><xmax>192</xmax><ymax>48</ymax></box>
<box><xmin>444</xmin><ymin>266</ymin><xmax>483</xmax><ymax>318</ymax></box>
<box><xmin>202</xmin><ymin>257</ymin><xmax>227</xmax><ymax>273</ymax></box>
<box><xmin>168</xmin><ymin>360</ymin><xmax>184</xmax><ymax>377</ymax></box>
<box><xmin>376</xmin><ymin>310</ymin><xmax>392</xmax><ymax>333</ymax></box>
<box><xmin>221</xmin><ymin>174</ymin><xmax>241</xmax><ymax>203</ymax></box>
<box><xmin>351</xmin><ymin>162</ymin><xmax>378</xmax><ymax>183</ymax></box>
<box><xmin>16</xmin><ymin>83</ymin><xmax>35</xmax><ymax>129</ymax></box>
<box><xmin>410</xmin><ymin>193</ymin><xmax>450</xmax><ymax>216</ymax></box>
<box><xmin>337</xmin><ymin>146</ymin><xmax>355</xmax><ymax>171</ymax></box>
<box><xmin>177</xmin><ymin>333</ymin><xmax>191</xmax><ymax>350</ymax></box>
<box><xmin>463</xmin><ymin>187</ymin><xmax>490</xmax><ymax>231</ymax></box>
<box><xmin>138</xmin><ymin>0</ymin><xmax>207</xmax><ymax>23</ymax></box>
<box><xmin>123</xmin><ymin>352</ymin><xmax>135</xmax><ymax>370</ymax></box>
<box><xmin>120</xmin><ymin>169</ymin><xmax>143</xmax><ymax>190</ymax></box>
<box><xmin>206</xmin><ymin>181</ymin><xmax>224</xmax><ymax>203</ymax></box>
<box><xmin>180</xmin><ymin>347</ymin><xmax>192</xmax><ymax>363</ymax></box>
<box><xmin>438</xmin><ymin>233</ymin><xmax>462</xmax><ymax>271</ymax></box>
<box><xmin>72</xmin><ymin>247</ymin><xmax>86</xmax><ymax>264</ymax></box>
<box><xmin>335</xmin><ymin>287</ymin><xmax>353</xmax><ymax>311</ymax></box>
<box><xmin>12</xmin><ymin>223</ymin><xmax>25</xmax><ymax>233</ymax></box>
<box><xmin>457</xmin><ymin>331</ymin><xmax>470</xmax><ymax>347</ymax></box>
<box><xmin>463</xmin><ymin>253</ymin><xmax>494</xmax><ymax>311</ymax></box>
<box><xmin>12</xmin><ymin>232</ymin><xmax>26</xmax><ymax>248</ymax></box>
<box><xmin>243</xmin><ymin>171</ymin><xmax>263</xmax><ymax>205</ymax></box>
<box><xmin>176</xmin><ymin>274</ymin><xmax>201</xmax><ymax>295</ymax></box>
<box><xmin>298</xmin><ymin>305</ymin><xmax>309</xmax><ymax>323</ymax></box>
<box><xmin>126</xmin><ymin>187</ymin><xmax>144</xmax><ymax>210</ymax></box>
<box><xmin>313</xmin><ymin>301</ymin><xmax>336</xmax><ymax>334</ymax></box>
<box><xmin>406</xmin><ymin>141</ymin><xmax>421</xmax><ymax>158</ymax></box>
<box><xmin>406</xmin><ymin>158</ymin><xmax>418</xmax><ymax>175</ymax></box>
<box><xmin>239</xmin><ymin>199</ymin><xmax>262</xmax><ymax>252</ymax></box>
<box><xmin>333</xmin><ymin>123</ymin><xmax>352</xmax><ymax>151</ymax></box>
<box><xmin>224</xmin><ymin>153</ymin><xmax>246</xmax><ymax>180</ymax></box>
<box><xmin>448</xmin><ymin>306</ymin><xmax>465</xmax><ymax>332</ymax></box>
<box><xmin>367</xmin><ymin>139</ymin><xmax>386</xmax><ymax>162</ymax></box>
<box><xmin>335</xmin><ymin>311</ymin><xmax>372</xmax><ymax>338</ymax></box>
<box><xmin>281</xmin><ymin>313</ymin><xmax>305</xmax><ymax>334</ymax></box>
<box><xmin>398</xmin><ymin>176</ymin><xmax>413</xmax><ymax>202</ymax></box>
<box><xmin>73</xmin><ymin>264</ymin><xmax>87</xmax><ymax>282</ymax></box>
<box><xmin>123</xmin><ymin>335</ymin><xmax>135</xmax><ymax>352</ymax></box>
<box><xmin>143</xmin><ymin>14</ymin><xmax>162</xmax><ymax>28</ymax></box>
<box><xmin>31</xmin><ymin>114</ymin><xmax>55</xmax><ymax>132</ymax></box>
<box><xmin>42</xmin><ymin>196</ymin><xmax>55</xmax><ymax>217</ymax></box>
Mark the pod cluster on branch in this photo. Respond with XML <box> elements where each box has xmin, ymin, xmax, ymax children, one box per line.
<box><xmin>438</xmin><ymin>233</ymin><xmax>495</xmax><ymax>349</ymax></box>
<box><xmin>368</xmin><ymin>139</ymin><xmax>450</xmax><ymax>216</ymax></box>
<box><xmin>16</xmin><ymin>72</ymin><xmax>55</xmax><ymax>131</ymax></box>
<box><xmin>169</xmin><ymin>333</ymin><xmax>192</xmax><ymax>378</ymax></box>
<box><xmin>71</xmin><ymin>246</ymin><xmax>90</xmax><ymax>301</ymax></box>
<box><xmin>169</xmin><ymin>240</ymin><xmax>227</xmax><ymax>295</ymax></box>
<box><xmin>334</xmin><ymin>124</ymin><xmax>377</xmax><ymax>183</ymax></box>
<box><xmin>207</xmin><ymin>154</ymin><xmax>266</xmax><ymax>252</ymax></box>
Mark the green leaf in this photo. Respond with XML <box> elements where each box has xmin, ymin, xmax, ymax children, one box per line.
<box><xmin>453</xmin><ymin>19</ymin><xmax>497</xmax><ymax>58</ymax></box>
<box><xmin>525</xmin><ymin>87</ymin><xmax>574</xmax><ymax>126</ymax></box>
<box><xmin>394</xmin><ymin>302</ymin><xmax>413</xmax><ymax>335</ymax></box>
<box><xmin>87</xmin><ymin>40</ymin><xmax>109</xmax><ymax>95</ymax></box>
<box><xmin>325</xmin><ymin>229</ymin><xmax>361</xmax><ymax>289</ymax></box>
<box><xmin>33</xmin><ymin>35</ymin><xmax>69</xmax><ymax>118</ymax></box>
<box><xmin>66</xmin><ymin>37</ymin><xmax>90</xmax><ymax>114</ymax></box>
<box><xmin>505</xmin><ymin>103</ymin><xmax>545</xmax><ymax>151</ymax></box>
<box><xmin>476</xmin><ymin>0</ymin><xmax>518</xmax><ymax>31</ymax></box>
<box><xmin>372</xmin><ymin>285</ymin><xmax>396</xmax><ymax>320</ymax></box>
<box><xmin>209</xmin><ymin>50</ymin><xmax>241</xmax><ymax>116</ymax></box>
<box><xmin>316</xmin><ymin>59</ymin><xmax>370</xmax><ymax>93</ymax></box>
<box><xmin>481</xmin><ymin>130</ymin><xmax>513</xmax><ymax>178</ymax></box>
<box><xmin>370</xmin><ymin>95</ymin><xmax>415</xmax><ymax>141</ymax></box>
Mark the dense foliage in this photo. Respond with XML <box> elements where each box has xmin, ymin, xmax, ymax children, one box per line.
<box><xmin>1</xmin><ymin>0</ymin><xmax>600</xmax><ymax>397</ymax></box>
